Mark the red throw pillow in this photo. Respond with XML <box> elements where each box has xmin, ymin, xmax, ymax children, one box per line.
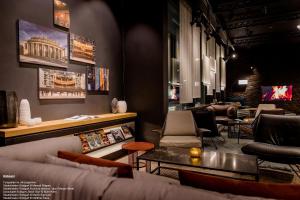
<box><xmin>58</xmin><ymin>151</ymin><xmax>133</xmax><ymax>178</ymax></box>
<box><xmin>179</xmin><ymin>170</ymin><xmax>300</xmax><ymax>200</ymax></box>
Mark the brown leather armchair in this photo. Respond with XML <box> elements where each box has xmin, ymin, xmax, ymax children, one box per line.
<box><xmin>206</xmin><ymin>104</ymin><xmax>237</xmax><ymax>125</ymax></box>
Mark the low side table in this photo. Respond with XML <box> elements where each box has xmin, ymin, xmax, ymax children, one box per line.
<box><xmin>122</xmin><ymin>142</ymin><xmax>154</xmax><ymax>172</ymax></box>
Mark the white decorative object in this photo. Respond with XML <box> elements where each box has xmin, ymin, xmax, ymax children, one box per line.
<box><xmin>26</xmin><ymin>118</ymin><xmax>42</xmax><ymax>126</ymax></box>
<box><xmin>19</xmin><ymin>99</ymin><xmax>31</xmax><ymax>125</ymax></box>
<box><xmin>111</xmin><ymin>98</ymin><xmax>118</xmax><ymax>114</ymax></box>
<box><xmin>117</xmin><ymin>101</ymin><xmax>127</xmax><ymax>113</ymax></box>
<box><xmin>19</xmin><ymin>99</ymin><xmax>42</xmax><ymax>126</ymax></box>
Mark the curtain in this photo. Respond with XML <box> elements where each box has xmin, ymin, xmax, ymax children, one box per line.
<box><xmin>192</xmin><ymin>25</ymin><xmax>201</xmax><ymax>98</ymax></box>
<box><xmin>179</xmin><ymin>0</ymin><xmax>193</xmax><ymax>103</ymax></box>
<box><xmin>220</xmin><ymin>45</ymin><xmax>226</xmax><ymax>91</ymax></box>
<box><xmin>215</xmin><ymin>44</ymin><xmax>221</xmax><ymax>92</ymax></box>
<box><xmin>202</xmin><ymin>55</ymin><xmax>211</xmax><ymax>86</ymax></box>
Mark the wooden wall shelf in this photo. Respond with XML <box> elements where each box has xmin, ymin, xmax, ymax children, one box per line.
<box><xmin>0</xmin><ymin>113</ymin><xmax>137</xmax><ymax>139</ymax></box>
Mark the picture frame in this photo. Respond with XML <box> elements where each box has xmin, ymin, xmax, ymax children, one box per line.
<box><xmin>39</xmin><ymin>68</ymin><xmax>86</xmax><ymax>99</ymax></box>
<box><xmin>70</xmin><ymin>33</ymin><xmax>96</xmax><ymax>65</ymax></box>
<box><xmin>87</xmin><ymin>66</ymin><xmax>109</xmax><ymax>94</ymax></box>
<box><xmin>18</xmin><ymin>19</ymin><xmax>68</xmax><ymax>68</ymax></box>
<box><xmin>54</xmin><ymin>0</ymin><xmax>70</xmax><ymax>29</ymax></box>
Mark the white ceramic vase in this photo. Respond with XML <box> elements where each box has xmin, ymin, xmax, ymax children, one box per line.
<box><xmin>117</xmin><ymin>101</ymin><xmax>127</xmax><ymax>113</ymax></box>
<box><xmin>19</xmin><ymin>99</ymin><xmax>31</xmax><ymax>125</ymax></box>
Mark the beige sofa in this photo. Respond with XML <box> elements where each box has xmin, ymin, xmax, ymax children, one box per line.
<box><xmin>0</xmin><ymin>135</ymin><xmax>272</xmax><ymax>200</ymax></box>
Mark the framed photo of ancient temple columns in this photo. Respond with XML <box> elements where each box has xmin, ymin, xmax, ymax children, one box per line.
<box><xmin>18</xmin><ymin>20</ymin><xmax>68</xmax><ymax>68</ymax></box>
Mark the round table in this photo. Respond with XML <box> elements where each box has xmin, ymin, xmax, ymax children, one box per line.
<box><xmin>122</xmin><ymin>142</ymin><xmax>154</xmax><ymax>172</ymax></box>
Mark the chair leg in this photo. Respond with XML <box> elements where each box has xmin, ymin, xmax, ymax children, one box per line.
<box><xmin>210</xmin><ymin>138</ymin><xmax>218</xmax><ymax>150</ymax></box>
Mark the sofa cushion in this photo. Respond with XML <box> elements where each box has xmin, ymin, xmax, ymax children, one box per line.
<box><xmin>58</xmin><ymin>151</ymin><xmax>133</xmax><ymax>178</ymax></box>
<box><xmin>133</xmin><ymin>170</ymin><xmax>180</xmax><ymax>185</ymax></box>
<box><xmin>160</xmin><ymin>136</ymin><xmax>201</xmax><ymax>148</ymax></box>
<box><xmin>163</xmin><ymin>111</ymin><xmax>197</xmax><ymax>136</ymax></box>
<box><xmin>241</xmin><ymin>142</ymin><xmax>300</xmax><ymax>164</ymax></box>
<box><xmin>102</xmin><ymin>177</ymin><xmax>270</xmax><ymax>200</ymax></box>
<box><xmin>45</xmin><ymin>154</ymin><xmax>117</xmax><ymax>176</ymax></box>
<box><xmin>0</xmin><ymin>135</ymin><xmax>82</xmax><ymax>163</ymax></box>
<box><xmin>178</xmin><ymin>170</ymin><xmax>300</xmax><ymax>200</ymax></box>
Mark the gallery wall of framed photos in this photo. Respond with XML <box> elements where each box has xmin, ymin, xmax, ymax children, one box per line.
<box><xmin>0</xmin><ymin>0</ymin><xmax>123</xmax><ymax>120</ymax></box>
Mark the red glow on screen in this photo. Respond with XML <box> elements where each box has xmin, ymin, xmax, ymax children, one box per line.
<box><xmin>261</xmin><ymin>85</ymin><xmax>292</xmax><ymax>101</ymax></box>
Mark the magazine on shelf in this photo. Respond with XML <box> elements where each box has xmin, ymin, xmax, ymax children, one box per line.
<box><xmin>121</xmin><ymin>125</ymin><xmax>133</xmax><ymax>139</ymax></box>
<box><xmin>106</xmin><ymin>132</ymin><xmax>116</xmax><ymax>144</ymax></box>
<box><xmin>79</xmin><ymin>134</ymin><xmax>91</xmax><ymax>153</ymax></box>
<box><xmin>86</xmin><ymin>133</ymin><xmax>98</xmax><ymax>150</ymax></box>
<box><xmin>91</xmin><ymin>132</ymin><xmax>103</xmax><ymax>147</ymax></box>
<box><xmin>97</xmin><ymin>129</ymin><xmax>110</xmax><ymax>145</ymax></box>
<box><xmin>111</xmin><ymin>129</ymin><xmax>125</xmax><ymax>142</ymax></box>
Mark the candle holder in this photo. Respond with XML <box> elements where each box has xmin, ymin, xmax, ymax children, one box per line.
<box><xmin>189</xmin><ymin>147</ymin><xmax>202</xmax><ymax>158</ymax></box>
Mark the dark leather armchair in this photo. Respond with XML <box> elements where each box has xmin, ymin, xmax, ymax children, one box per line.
<box><xmin>206</xmin><ymin>104</ymin><xmax>237</xmax><ymax>125</ymax></box>
<box><xmin>191</xmin><ymin>109</ymin><xmax>224</xmax><ymax>149</ymax></box>
<box><xmin>241</xmin><ymin>114</ymin><xmax>300</xmax><ymax>177</ymax></box>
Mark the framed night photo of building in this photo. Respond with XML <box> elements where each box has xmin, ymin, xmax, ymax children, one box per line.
<box><xmin>87</xmin><ymin>66</ymin><xmax>109</xmax><ymax>94</ymax></box>
<box><xmin>70</xmin><ymin>33</ymin><xmax>96</xmax><ymax>65</ymax></box>
<box><xmin>54</xmin><ymin>0</ymin><xmax>70</xmax><ymax>29</ymax></box>
<box><xmin>100</xmin><ymin>67</ymin><xmax>109</xmax><ymax>92</ymax></box>
<box><xmin>18</xmin><ymin>20</ymin><xmax>68</xmax><ymax>68</ymax></box>
<box><xmin>39</xmin><ymin>68</ymin><xmax>86</xmax><ymax>99</ymax></box>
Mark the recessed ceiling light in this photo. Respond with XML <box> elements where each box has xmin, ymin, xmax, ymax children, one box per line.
<box><xmin>297</xmin><ymin>25</ymin><xmax>300</xmax><ymax>30</ymax></box>
<box><xmin>231</xmin><ymin>53</ymin><xmax>237</xmax><ymax>59</ymax></box>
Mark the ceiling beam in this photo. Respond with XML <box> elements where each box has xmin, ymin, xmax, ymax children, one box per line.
<box><xmin>232</xmin><ymin>30</ymin><xmax>300</xmax><ymax>46</ymax></box>
<box><xmin>215</xmin><ymin>0</ymin><xmax>281</xmax><ymax>12</ymax></box>
<box><xmin>224</xmin><ymin>10</ymin><xmax>300</xmax><ymax>30</ymax></box>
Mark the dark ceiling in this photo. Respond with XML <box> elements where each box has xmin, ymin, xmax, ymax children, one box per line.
<box><xmin>209</xmin><ymin>0</ymin><xmax>300</xmax><ymax>48</ymax></box>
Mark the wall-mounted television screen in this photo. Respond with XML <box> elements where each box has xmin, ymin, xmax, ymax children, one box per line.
<box><xmin>261</xmin><ymin>85</ymin><xmax>292</xmax><ymax>101</ymax></box>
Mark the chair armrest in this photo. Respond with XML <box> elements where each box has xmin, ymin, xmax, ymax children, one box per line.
<box><xmin>197</xmin><ymin>128</ymin><xmax>211</xmax><ymax>137</ymax></box>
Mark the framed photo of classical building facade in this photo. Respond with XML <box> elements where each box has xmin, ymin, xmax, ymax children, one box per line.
<box><xmin>54</xmin><ymin>0</ymin><xmax>70</xmax><ymax>29</ymax></box>
<box><xmin>18</xmin><ymin>20</ymin><xmax>68</xmax><ymax>68</ymax></box>
<box><xmin>70</xmin><ymin>33</ymin><xmax>96</xmax><ymax>65</ymax></box>
<box><xmin>39</xmin><ymin>68</ymin><xmax>86</xmax><ymax>99</ymax></box>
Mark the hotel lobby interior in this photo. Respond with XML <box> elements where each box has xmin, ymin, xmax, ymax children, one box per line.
<box><xmin>0</xmin><ymin>0</ymin><xmax>300</xmax><ymax>199</ymax></box>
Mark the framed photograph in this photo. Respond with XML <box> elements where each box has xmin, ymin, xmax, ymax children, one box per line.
<box><xmin>54</xmin><ymin>0</ymin><xmax>70</xmax><ymax>29</ymax></box>
<box><xmin>87</xmin><ymin>66</ymin><xmax>109</xmax><ymax>94</ymax></box>
<box><xmin>18</xmin><ymin>20</ymin><xmax>68</xmax><ymax>68</ymax></box>
<box><xmin>70</xmin><ymin>33</ymin><xmax>96</xmax><ymax>65</ymax></box>
<box><xmin>121</xmin><ymin>126</ymin><xmax>133</xmax><ymax>139</ymax></box>
<box><xmin>100</xmin><ymin>67</ymin><xmax>109</xmax><ymax>91</ymax></box>
<box><xmin>106</xmin><ymin>132</ymin><xmax>116</xmax><ymax>144</ymax></box>
<box><xmin>111</xmin><ymin>129</ymin><xmax>125</xmax><ymax>142</ymax></box>
<box><xmin>39</xmin><ymin>68</ymin><xmax>86</xmax><ymax>99</ymax></box>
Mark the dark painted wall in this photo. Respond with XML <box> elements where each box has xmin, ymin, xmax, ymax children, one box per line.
<box><xmin>227</xmin><ymin>44</ymin><xmax>300</xmax><ymax>113</ymax></box>
<box><xmin>0</xmin><ymin>0</ymin><xmax>123</xmax><ymax>121</ymax></box>
<box><xmin>124</xmin><ymin>0</ymin><xmax>168</xmax><ymax>142</ymax></box>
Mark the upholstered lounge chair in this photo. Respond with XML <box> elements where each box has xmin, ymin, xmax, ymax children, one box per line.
<box><xmin>241</xmin><ymin>114</ymin><xmax>300</xmax><ymax>177</ymax></box>
<box><xmin>159</xmin><ymin>111</ymin><xmax>202</xmax><ymax>148</ymax></box>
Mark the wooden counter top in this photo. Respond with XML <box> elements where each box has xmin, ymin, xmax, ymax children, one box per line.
<box><xmin>0</xmin><ymin>112</ymin><xmax>137</xmax><ymax>138</ymax></box>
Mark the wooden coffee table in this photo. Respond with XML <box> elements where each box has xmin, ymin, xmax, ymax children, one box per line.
<box><xmin>137</xmin><ymin>147</ymin><xmax>259</xmax><ymax>181</ymax></box>
<box><xmin>122</xmin><ymin>142</ymin><xmax>154</xmax><ymax>171</ymax></box>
